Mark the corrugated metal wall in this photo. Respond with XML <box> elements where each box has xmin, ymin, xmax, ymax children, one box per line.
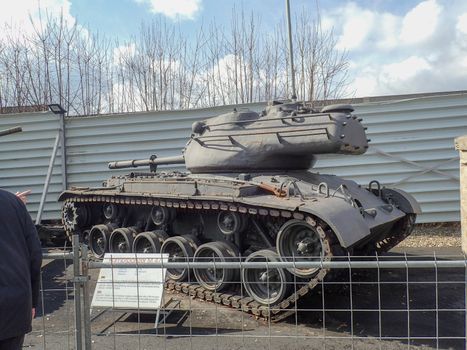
<box><xmin>319</xmin><ymin>93</ymin><xmax>466</xmax><ymax>222</ymax></box>
<box><xmin>0</xmin><ymin>112</ymin><xmax>63</xmax><ymax>220</ymax></box>
<box><xmin>1</xmin><ymin>92</ymin><xmax>466</xmax><ymax>223</ymax></box>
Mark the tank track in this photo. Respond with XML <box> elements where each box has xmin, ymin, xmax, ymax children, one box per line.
<box><xmin>374</xmin><ymin>214</ymin><xmax>416</xmax><ymax>254</ymax></box>
<box><xmin>64</xmin><ymin>194</ymin><xmax>335</xmax><ymax>322</ymax></box>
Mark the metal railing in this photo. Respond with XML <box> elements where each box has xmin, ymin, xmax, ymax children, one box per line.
<box><xmin>26</xmin><ymin>236</ymin><xmax>467</xmax><ymax>350</ymax></box>
<box><xmin>25</xmin><ymin>248</ymin><xmax>75</xmax><ymax>349</ymax></box>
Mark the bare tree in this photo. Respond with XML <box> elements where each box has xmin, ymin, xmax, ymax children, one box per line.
<box><xmin>0</xmin><ymin>5</ymin><xmax>350</xmax><ymax>115</ymax></box>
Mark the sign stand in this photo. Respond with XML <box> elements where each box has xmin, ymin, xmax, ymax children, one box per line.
<box><xmin>154</xmin><ymin>298</ymin><xmax>181</xmax><ymax>330</ymax></box>
<box><xmin>90</xmin><ymin>298</ymin><xmax>181</xmax><ymax>330</ymax></box>
<box><xmin>90</xmin><ymin>253</ymin><xmax>174</xmax><ymax>330</ymax></box>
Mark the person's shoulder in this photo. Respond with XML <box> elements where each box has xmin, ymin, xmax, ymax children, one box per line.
<box><xmin>0</xmin><ymin>189</ymin><xmax>21</xmax><ymax>204</ymax></box>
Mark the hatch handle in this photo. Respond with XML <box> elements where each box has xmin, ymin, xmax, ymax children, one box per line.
<box><xmin>368</xmin><ymin>180</ymin><xmax>382</xmax><ymax>197</ymax></box>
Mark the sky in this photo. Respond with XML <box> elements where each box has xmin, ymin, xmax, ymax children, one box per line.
<box><xmin>1</xmin><ymin>0</ymin><xmax>466</xmax><ymax>98</ymax></box>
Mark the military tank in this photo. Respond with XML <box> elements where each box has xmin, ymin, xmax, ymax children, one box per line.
<box><xmin>59</xmin><ymin>101</ymin><xmax>420</xmax><ymax>320</ymax></box>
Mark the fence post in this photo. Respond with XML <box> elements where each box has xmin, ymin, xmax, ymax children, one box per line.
<box><xmin>455</xmin><ymin>135</ymin><xmax>467</xmax><ymax>255</ymax></box>
<box><xmin>72</xmin><ymin>234</ymin><xmax>83</xmax><ymax>350</ymax></box>
<box><xmin>35</xmin><ymin>133</ymin><xmax>60</xmax><ymax>225</ymax></box>
<box><xmin>81</xmin><ymin>243</ymin><xmax>92</xmax><ymax>349</ymax></box>
<box><xmin>59</xmin><ymin>112</ymin><xmax>68</xmax><ymax>191</ymax></box>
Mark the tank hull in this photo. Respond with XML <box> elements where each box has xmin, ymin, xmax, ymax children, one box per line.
<box><xmin>60</xmin><ymin>170</ymin><xmax>419</xmax><ymax>320</ymax></box>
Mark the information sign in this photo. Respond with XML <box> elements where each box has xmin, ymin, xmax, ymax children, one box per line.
<box><xmin>91</xmin><ymin>253</ymin><xmax>168</xmax><ymax>310</ymax></box>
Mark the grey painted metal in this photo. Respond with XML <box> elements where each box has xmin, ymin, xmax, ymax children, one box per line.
<box><xmin>72</xmin><ymin>234</ymin><xmax>83</xmax><ymax>350</ymax></box>
<box><xmin>109</xmin><ymin>103</ymin><xmax>367</xmax><ymax>172</ymax></box>
<box><xmin>108</xmin><ymin>154</ymin><xmax>185</xmax><ymax>169</ymax></box>
<box><xmin>0</xmin><ymin>111</ymin><xmax>62</xmax><ymax>220</ymax></box>
<box><xmin>183</xmin><ymin>103</ymin><xmax>367</xmax><ymax>172</ymax></box>
<box><xmin>59</xmin><ymin>113</ymin><xmax>68</xmax><ymax>191</ymax></box>
<box><xmin>35</xmin><ymin>133</ymin><xmax>61</xmax><ymax>225</ymax></box>
<box><xmin>88</xmin><ymin>259</ymin><xmax>467</xmax><ymax>270</ymax></box>
<box><xmin>42</xmin><ymin>251</ymin><xmax>74</xmax><ymax>260</ymax></box>
<box><xmin>285</xmin><ymin>0</ymin><xmax>296</xmax><ymax>100</ymax></box>
<box><xmin>81</xmin><ymin>243</ymin><xmax>92</xmax><ymax>350</ymax></box>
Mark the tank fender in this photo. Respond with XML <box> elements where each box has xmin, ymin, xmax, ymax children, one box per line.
<box><xmin>58</xmin><ymin>190</ymin><xmax>93</xmax><ymax>202</ymax></box>
<box><xmin>58</xmin><ymin>191</ymin><xmax>74</xmax><ymax>202</ymax></box>
<box><xmin>298</xmin><ymin>197</ymin><xmax>370</xmax><ymax>248</ymax></box>
<box><xmin>381</xmin><ymin>188</ymin><xmax>421</xmax><ymax>214</ymax></box>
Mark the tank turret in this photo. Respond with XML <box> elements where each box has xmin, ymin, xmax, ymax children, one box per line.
<box><xmin>185</xmin><ymin>101</ymin><xmax>368</xmax><ymax>173</ymax></box>
<box><xmin>108</xmin><ymin>102</ymin><xmax>369</xmax><ymax>173</ymax></box>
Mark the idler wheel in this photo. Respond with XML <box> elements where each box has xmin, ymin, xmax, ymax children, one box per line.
<box><xmin>217</xmin><ymin>212</ymin><xmax>244</xmax><ymax>236</ymax></box>
<box><xmin>193</xmin><ymin>241</ymin><xmax>239</xmax><ymax>291</ymax></box>
<box><xmin>89</xmin><ymin>224</ymin><xmax>117</xmax><ymax>259</ymax></box>
<box><xmin>133</xmin><ymin>230</ymin><xmax>168</xmax><ymax>253</ymax></box>
<box><xmin>241</xmin><ymin>249</ymin><xmax>291</xmax><ymax>306</ymax></box>
<box><xmin>109</xmin><ymin>227</ymin><xmax>139</xmax><ymax>253</ymax></box>
<box><xmin>161</xmin><ymin>235</ymin><xmax>199</xmax><ymax>281</ymax></box>
<box><xmin>151</xmin><ymin>206</ymin><xmax>175</xmax><ymax>226</ymax></box>
<box><xmin>276</xmin><ymin>219</ymin><xmax>323</xmax><ymax>278</ymax></box>
<box><xmin>62</xmin><ymin>201</ymin><xmax>90</xmax><ymax>233</ymax></box>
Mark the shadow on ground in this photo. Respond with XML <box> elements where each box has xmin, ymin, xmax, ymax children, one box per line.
<box><xmin>289</xmin><ymin>252</ymin><xmax>466</xmax><ymax>349</ymax></box>
<box><xmin>37</xmin><ymin>255</ymin><xmax>74</xmax><ymax>317</ymax></box>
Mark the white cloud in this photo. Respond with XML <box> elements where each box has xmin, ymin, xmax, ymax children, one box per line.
<box><xmin>381</xmin><ymin>56</ymin><xmax>431</xmax><ymax>83</ymax></box>
<box><xmin>210</xmin><ymin>54</ymin><xmax>237</xmax><ymax>81</ymax></box>
<box><xmin>331</xmin><ymin>1</ymin><xmax>443</xmax><ymax>50</ymax></box>
<box><xmin>0</xmin><ymin>0</ymin><xmax>75</xmax><ymax>41</ymax></box>
<box><xmin>336</xmin><ymin>3</ymin><xmax>375</xmax><ymax>50</ymax></box>
<box><xmin>134</xmin><ymin>0</ymin><xmax>201</xmax><ymax>20</ymax></box>
<box><xmin>457</xmin><ymin>13</ymin><xmax>467</xmax><ymax>35</ymax></box>
<box><xmin>320</xmin><ymin>16</ymin><xmax>334</xmax><ymax>33</ymax></box>
<box><xmin>113</xmin><ymin>43</ymin><xmax>137</xmax><ymax>65</ymax></box>
<box><xmin>352</xmin><ymin>75</ymin><xmax>377</xmax><ymax>97</ymax></box>
<box><xmin>400</xmin><ymin>0</ymin><xmax>442</xmax><ymax>44</ymax></box>
<box><xmin>325</xmin><ymin>0</ymin><xmax>467</xmax><ymax>97</ymax></box>
<box><xmin>461</xmin><ymin>56</ymin><xmax>467</xmax><ymax>68</ymax></box>
<box><xmin>377</xmin><ymin>13</ymin><xmax>400</xmax><ymax>49</ymax></box>
<box><xmin>347</xmin><ymin>56</ymin><xmax>432</xmax><ymax>96</ymax></box>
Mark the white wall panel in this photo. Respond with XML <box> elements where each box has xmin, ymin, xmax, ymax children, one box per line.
<box><xmin>0</xmin><ymin>112</ymin><xmax>62</xmax><ymax>220</ymax></box>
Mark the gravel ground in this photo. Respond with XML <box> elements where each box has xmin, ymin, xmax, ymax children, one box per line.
<box><xmin>396</xmin><ymin>222</ymin><xmax>462</xmax><ymax>248</ymax></box>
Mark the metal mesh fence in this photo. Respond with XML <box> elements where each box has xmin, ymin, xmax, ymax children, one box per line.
<box><xmin>26</xmin><ymin>240</ymin><xmax>467</xmax><ymax>350</ymax></box>
<box><xmin>24</xmin><ymin>249</ymin><xmax>75</xmax><ymax>349</ymax></box>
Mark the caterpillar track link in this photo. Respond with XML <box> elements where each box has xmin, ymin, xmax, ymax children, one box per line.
<box><xmin>63</xmin><ymin>193</ymin><xmax>335</xmax><ymax>321</ymax></box>
<box><xmin>61</xmin><ymin>191</ymin><xmax>414</xmax><ymax>321</ymax></box>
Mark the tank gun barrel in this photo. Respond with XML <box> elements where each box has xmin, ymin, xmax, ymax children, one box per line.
<box><xmin>0</xmin><ymin>126</ymin><xmax>22</xmax><ymax>137</ymax></box>
<box><xmin>108</xmin><ymin>155</ymin><xmax>185</xmax><ymax>170</ymax></box>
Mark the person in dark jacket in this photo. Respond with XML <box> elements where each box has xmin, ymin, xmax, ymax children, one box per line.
<box><xmin>0</xmin><ymin>189</ymin><xmax>42</xmax><ymax>349</ymax></box>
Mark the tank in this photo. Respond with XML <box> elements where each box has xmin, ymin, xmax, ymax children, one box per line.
<box><xmin>59</xmin><ymin>101</ymin><xmax>420</xmax><ymax>320</ymax></box>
